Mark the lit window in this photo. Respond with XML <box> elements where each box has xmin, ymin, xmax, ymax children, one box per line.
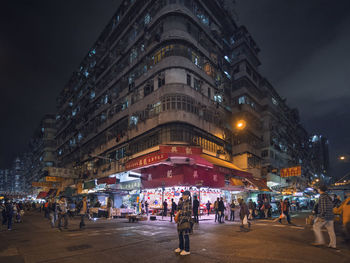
<box><xmin>224</xmin><ymin>56</ymin><xmax>231</xmax><ymax>63</ymax></box>
<box><xmin>204</xmin><ymin>63</ymin><xmax>213</xmax><ymax>76</ymax></box>
<box><xmin>58</xmin><ymin>149</ymin><xmax>62</xmax><ymax>156</ymax></box>
<box><xmin>72</xmin><ymin>109</ymin><xmax>77</xmax><ymax>116</ymax></box>
<box><xmin>89</xmin><ymin>49</ymin><xmax>96</xmax><ymax>57</ymax></box>
<box><xmin>144</xmin><ymin>13</ymin><xmax>151</xmax><ymax>25</ymax></box>
<box><xmin>214</xmin><ymin>94</ymin><xmax>223</xmax><ymax>103</ymax></box>
<box><xmin>224</xmin><ymin>71</ymin><xmax>231</xmax><ymax>79</ymax></box>
<box><xmin>192</xmin><ymin>52</ymin><xmax>200</xmax><ymax>67</ymax></box>
<box><xmin>83</xmin><ymin>70</ymin><xmax>89</xmax><ymax>78</ymax></box>
<box><xmin>78</xmin><ymin>133</ymin><xmax>83</xmax><ymax>141</ymax></box>
<box><xmin>104</xmin><ymin>95</ymin><xmax>109</xmax><ymax>104</ymax></box>
<box><xmin>101</xmin><ymin>113</ymin><xmax>107</xmax><ymax>121</ymax></box>
<box><xmin>238</xmin><ymin>96</ymin><xmax>246</xmax><ymax>104</ymax></box>
<box><xmin>41</xmin><ymin>127</ymin><xmax>45</xmax><ymax>133</ymax></box>
<box><xmin>272</xmin><ymin>97</ymin><xmax>278</xmax><ymax>105</ymax></box>
<box><xmin>130</xmin><ymin>115</ymin><xmax>138</xmax><ymax>126</ymax></box>
<box><xmin>90</xmin><ymin>91</ymin><xmax>96</xmax><ymax>99</ymax></box>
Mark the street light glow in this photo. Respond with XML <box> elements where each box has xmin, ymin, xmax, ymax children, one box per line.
<box><xmin>236</xmin><ymin>120</ymin><xmax>246</xmax><ymax>130</ymax></box>
<box><xmin>340</xmin><ymin>156</ymin><xmax>346</xmax><ymax>160</ymax></box>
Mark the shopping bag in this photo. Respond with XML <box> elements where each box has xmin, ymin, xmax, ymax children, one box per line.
<box><xmin>243</xmin><ymin>215</ymin><xmax>248</xmax><ymax>225</ymax></box>
<box><xmin>279</xmin><ymin>213</ymin><xmax>286</xmax><ymax>219</ymax></box>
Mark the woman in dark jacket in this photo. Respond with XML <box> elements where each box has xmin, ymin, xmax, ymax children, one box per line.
<box><xmin>174</xmin><ymin>191</ymin><xmax>192</xmax><ymax>256</ymax></box>
<box><xmin>239</xmin><ymin>199</ymin><xmax>250</xmax><ymax>231</ymax></box>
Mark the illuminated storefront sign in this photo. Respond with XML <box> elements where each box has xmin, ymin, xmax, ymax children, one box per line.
<box><xmin>159</xmin><ymin>145</ymin><xmax>202</xmax><ymax>155</ymax></box>
<box><xmin>32</xmin><ymin>181</ymin><xmax>61</xmax><ymax>188</ymax></box>
<box><xmin>280</xmin><ymin>166</ymin><xmax>302</xmax><ymax>177</ymax></box>
<box><xmin>125</xmin><ymin>152</ymin><xmax>168</xmax><ymax>170</ymax></box>
<box><xmin>47</xmin><ymin>167</ymin><xmax>78</xmax><ymax>178</ymax></box>
<box><xmin>45</xmin><ymin>176</ymin><xmax>64</xmax><ymax>182</ymax></box>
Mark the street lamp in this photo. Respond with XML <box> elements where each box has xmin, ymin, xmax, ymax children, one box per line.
<box><xmin>236</xmin><ymin>120</ymin><xmax>246</xmax><ymax>130</ymax></box>
<box><xmin>340</xmin><ymin>156</ymin><xmax>346</xmax><ymax>161</ymax></box>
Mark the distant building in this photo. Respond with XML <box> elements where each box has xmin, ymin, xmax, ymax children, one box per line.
<box><xmin>0</xmin><ymin>169</ymin><xmax>10</xmax><ymax>194</ymax></box>
<box><xmin>309</xmin><ymin>134</ymin><xmax>330</xmax><ymax>182</ymax></box>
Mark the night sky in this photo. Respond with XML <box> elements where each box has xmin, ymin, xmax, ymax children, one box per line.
<box><xmin>1</xmin><ymin>1</ymin><xmax>349</xmax><ymax>179</ymax></box>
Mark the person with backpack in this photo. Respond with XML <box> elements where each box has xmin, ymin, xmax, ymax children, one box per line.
<box><xmin>174</xmin><ymin>191</ymin><xmax>192</xmax><ymax>256</ymax></box>
<box><xmin>312</xmin><ymin>185</ymin><xmax>338</xmax><ymax>250</ymax></box>
<box><xmin>170</xmin><ymin>198</ymin><xmax>177</xmax><ymax>222</ymax></box>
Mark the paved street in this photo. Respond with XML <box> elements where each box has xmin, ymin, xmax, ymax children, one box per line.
<box><xmin>1</xmin><ymin>212</ymin><xmax>350</xmax><ymax>263</ymax></box>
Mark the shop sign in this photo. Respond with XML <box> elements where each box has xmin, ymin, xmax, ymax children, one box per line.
<box><xmin>159</xmin><ymin>145</ymin><xmax>202</xmax><ymax>155</ymax></box>
<box><xmin>83</xmin><ymin>180</ymin><xmax>96</xmax><ymax>190</ymax></box>
<box><xmin>125</xmin><ymin>152</ymin><xmax>168</xmax><ymax>170</ymax></box>
<box><xmin>47</xmin><ymin>167</ymin><xmax>79</xmax><ymax>178</ymax></box>
<box><xmin>45</xmin><ymin>176</ymin><xmax>64</xmax><ymax>182</ymax></box>
<box><xmin>280</xmin><ymin>166</ymin><xmax>301</xmax><ymax>178</ymax></box>
<box><xmin>32</xmin><ymin>181</ymin><xmax>61</xmax><ymax>188</ymax></box>
<box><xmin>97</xmin><ymin>177</ymin><xmax>118</xmax><ymax>185</ymax></box>
<box><xmin>119</xmin><ymin>180</ymin><xmax>141</xmax><ymax>190</ymax></box>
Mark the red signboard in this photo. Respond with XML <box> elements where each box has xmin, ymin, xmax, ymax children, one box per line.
<box><xmin>97</xmin><ymin>177</ymin><xmax>117</xmax><ymax>185</ymax></box>
<box><xmin>280</xmin><ymin>166</ymin><xmax>302</xmax><ymax>177</ymax></box>
<box><xmin>125</xmin><ymin>152</ymin><xmax>168</xmax><ymax>170</ymax></box>
<box><xmin>159</xmin><ymin>145</ymin><xmax>202</xmax><ymax>155</ymax></box>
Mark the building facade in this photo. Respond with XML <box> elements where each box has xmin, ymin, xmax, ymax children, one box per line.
<box><xmin>53</xmin><ymin>0</ymin><xmax>312</xmax><ymax>197</ymax></box>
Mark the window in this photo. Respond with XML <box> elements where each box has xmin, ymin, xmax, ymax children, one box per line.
<box><xmin>261</xmin><ymin>150</ymin><xmax>268</xmax><ymax>158</ymax></box>
<box><xmin>144</xmin><ymin>80</ymin><xmax>154</xmax><ymax>97</ymax></box>
<box><xmin>194</xmin><ymin>78</ymin><xmax>201</xmax><ymax>91</ymax></box>
<box><xmin>90</xmin><ymin>91</ymin><xmax>96</xmax><ymax>99</ymax></box>
<box><xmin>158</xmin><ymin>75</ymin><xmax>165</xmax><ymax>88</ymax></box>
<box><xmin>208</xmin><ymin>87</ymin><xmax>211</xmax><ymax>99</ymax></box>
<box><xmin>186</xmin><ymin>74</ymin><xmax>191</xmax><ymax>86</ymax></box>
<box><xmin>192</xmin><ymin>52</ymin><xmax>200</xmax><ymax>67</ymax></box>
<box><xmin>144</xmin><ymin>13</ymin><xmax>151</xmax><ymax>25</ymax></box>
<box><xmin>130</xmin><ymin>115</ymin><xmax>138</xmax><ymax>126</ymax></box>
<box><xmin>272</xmin><ymin>97</ymin><xmax>278</xmax><ymax>105</ymax></box>
<box><xmin>214</xmin><ymin>94</ymin><xmax>222</xmax><ymax>103</ymax></box>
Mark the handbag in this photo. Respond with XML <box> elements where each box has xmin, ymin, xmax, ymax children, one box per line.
<box><xmin>174</xmin><ymin>212</ymin><xmax>179</xmax><ymax>223</ymax></box>
<box><xmin>279</xmin><ymin>213</ymin><xmax>286</xmax><ymax>219</ymax></box>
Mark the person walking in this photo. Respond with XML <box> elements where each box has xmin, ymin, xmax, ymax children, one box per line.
<box><xmin>218</xmin><ymin>197</ymin><xmax>225</xmax><ymax>223</ymax></box>
<box><xmin>78</xmin><ymin>196</ymin><xmax>89</xmax><ymax>229</ymax></box>
<box><xmin>248</xmin><ymin>199</ymin><xmax>254</xmax><ymax>220</ymax></box>
<box><xmin>193</xmin><ymin>196</ymin><xmax>199</xmax><ymax>223</ymax></box>
<box><xmin>170</xmin><ymin>199</ymin><xmax>177</xmax><ymax>222</ymax></box>
<box><xmin>145</xmin><ymin>201</ymin><xmax>149</xmax><ymax>216</ymax></box>
<box><xmin>214</xmin><ymin>198</ymin><xmax>219</xmax><ymax>222</ymax></box>
<box><xmin>57</xmin><ymin>197</ymin><xmax>68</xmax><ymax>231</ymax></box>
<box><xmin>278</xmin><ymin>198</ymin><xmax>292</xmax><ymax>224</ymax></box>
<box><xmin>174</xmin><ymin>191</ymin><xmax>192</xmax><ymax>256</ymax></box>
<box><xmin>230</xmin><ymin>200</ymin><xmax>236</xmax><ymax>221</ymax></box>
<box><xmin>312</xmin><ymin>185</ymin><xmax>338</xmax><ymax>250</ymax></box>
<box><xmin>206</xmin><ymin>201</ymin><xmax>211</xmax><ymax>216</ymax></box>
<box><xmin>238</xmin><ymin>198</ymin><xmax>250</xmax><ymax>231</ymax></box>
<box><xmin>263</xmin><ymin>198</ymin><xmax>270</xmax><ymax>219</ymax></box>
<box><xmin>163</xmin><ymin>200</ymin><xmax>168</xmax><ymax>217</ymax></box>
<box><xmin>107</xmin><ymin>197</ymin><xmax>113</xmax><ymax>219</ymax></box>
<box><xmin>5</xmin><ymin>201</ymin><xmax>14</xmax><ymax>230</ymax></box>
<box><xmin>48</xmin><ymin>198</ymin><xmax>57</xmax><ymax>228</ymax></box>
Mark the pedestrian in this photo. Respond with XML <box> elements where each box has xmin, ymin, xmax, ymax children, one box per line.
<box><xmin>206</xmin><ymin>200</ymin><xmax>211</xmax><ymax>216</ymax></box>
<box><xmin>248</xmin><ymin>199</ymin><xmax>254</xmax><ymax>220</ymax></box>
<box><xmin>48</xmin><ymin>198</ymin><xmax>57</xmax><ymax>228</ymax></box>
<box><xmin>5</xmin><ymin>200</ymin><xmax>14</xmax><ymax>230</ymax></box>
<box><xmin>44</xmin><ymin>200</ymin><xmax>49</xmax><ymax>219</ymax></box>
<box><xmin>1</xmin><ymin>201</ymin><xmax>7</xmax><ymax>228</ymax></box>
<box><xmin>57</xmin><ymin>197</ymin><xmax>68</xmax><ymax>231</ymax></box>
<box><xmin>170</xmin><ymin>198</ymin><xmax>177</xmax><ymax>222</ymax></box>
<box><xmin>218</xmin><ymin>197</ymin><xmax>225</xmax><ymax>223</ymax></box>
<box><xmin>312</xmin><ymin>185</ymin><xmax>338</xmax><ymax>251</ymax></box>
<box><xmin>214</xmin><ymin>197</ymin><xmax>219</xmax><ymax>222</ymax></box>
<box><xmin>145</xmin><ymin>200</ymin><xmax>149</xmax><ymax>216</ymax></box>
<box><xmin>263</xmin><ymin>198</ymin><xmax>270</xmax><ymax>218</ymax></box>
<box><xmin>193</xmin><ymin>196</ymin><xmax>199</xmax><ymax>223</ymax></box>
<box><xmin>163</xmin><ymin>200</ymin><xmax>168</xmax><ymax>217</ymax></box>
<box><xmin>174</xmin><ymin>190</ymin><xmax>192</xmax><ymax>256</ymax></box>
<box><xmin>278</xmin><ymin>199</ymin><xmax>292</xmax><ymax>224</ymax></box>
<box><xmin>230</xmin><ymin>200</ymin><xmax>236</xmax><ymax>221</ymax></box>
<box><xmin>333</xmin><ymin>193</ymin><xmax>350</xmax><ymax>243</ymax></box>
<box><xmin>107</xmin><ymin>197</ymin><xmax>113</xmax><ymax>219</ymax></box>
<box><xmin>238</xmin><ymin>198</ymin><xmax>250</xmax><ymax>231</ymax></box>
<box><xmin>78</xmin><ymin>196</ymin><xmax>89</xmax><ymax>229</ymax></box>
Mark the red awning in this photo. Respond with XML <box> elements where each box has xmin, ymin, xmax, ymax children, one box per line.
<box><xmin>97</xmin><ymin>177</ymin><xmax>117</xmax><ymax>185</ymax></box>
<box><xmin>36</xmin><ymin>191</ymin><xmax>48</xmax><ymax>199</ymax></box>
<box><xmin>141</xmin><ymin>164</ymin><xmax>225</xmax><ymax>189</ymax></box>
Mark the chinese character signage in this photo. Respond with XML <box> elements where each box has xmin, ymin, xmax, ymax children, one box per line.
<box><xmin>159</xmin><ymin>145</ymin><xmax>202</xmax><ymax>155</ymax></box>
<box><xmin>32</xmin><ymin>181</ymin><xmax>61</xmax><ymax>188</ymax></box>
<box><xmin>45</xmin><ymin>176</ymin><xmax>64</xmax><ymax>182</ymax></box>
<box><xmin>47</xmin><ymin>167</ymin><xmax>78</xmax><ymax>178</ymax></box>
<box><xmin>125</xmin><ymin>152</ymin><xmax>168</xmax><ymax>170</ymax></box>
<box><xmin>280</xmin><ymin>166</ymin><xmax>302</xmax><ymax>177</ymax></box>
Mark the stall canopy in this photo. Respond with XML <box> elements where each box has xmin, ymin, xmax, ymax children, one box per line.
<box><xmin>200</xmin><ymin>154</ymin><xmax>252</xmax><ymax>178</ymax></box>
<box><xmin>36</xmin><ymin>191</ymin><xmax>48</xmax><ymax>199</ymax></box>
<box><xmin>246</xmin><ymin>178</ymin><xmax>271</xmax><ymax>192</ymax></box>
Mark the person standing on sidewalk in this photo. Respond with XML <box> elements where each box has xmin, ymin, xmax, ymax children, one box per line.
<box><xmin>312</xmin><ymin>185</ymin><xmax>338</xmax><ymax>250</ymax></box>
<box><xmin>78</xmin><ymin>196</ymin><xmax>89</xmax><ymax>229</ymax></box>
<box><xmin>163</xmin><ymin>200</ymin><xmax>168</xmax><ymax>217</ymax></box>
<box><xmin>214</xmin><ymin>198</ymin><xmax>219</xmax><ymax>222</ymax></box>
<box><xmin>174</xmin><ymin>191</ymin><xmax>192</xmax><ymax>256</ymax></box>
<box><xmin>145</xmin><ymin>201</ymin><xmax>149</xmax><ymax>216</ymax></box>
<box><xmin>263</xmin><ymin>198</ymin><xmax>270</xmax><ymax>219</ymax></box>
<box><xmin>57</xmin><ymin>197</ymin><xmax>68</xmax><ymax>231</ymax></box>
<box><xmin>192</xmin><ymin>196</ymin><xmax>199</xmax><ymax>223</ymax></box>
<box><xmin>48</xmin><ymin>198</ymin><xmax>57</xmax><ymax>228</ymax></box>
<box><xmin>206</xmin><ymin>201</ymin><xmax>211</xmax><ymax>216</ymax></box>
<box><xmin>238</xmin><ymin>198</ymin><xmax>250</xmax><ymax>231</ymax></box>
<box><xmin>230</xmin><ymin>200</ymin><xmax>236</xmax><ymax>221</ymax></box>
<box><xmin>218</xmin><ymin>197</ymin><xmax>225</xmax><ymax>223</ymax></box>
<box><xmin>248</xmin><ymin>199</ymin><xmax>255</xmax><ymax>220</ymax></box>
<box><xmin>170</xmin><ymin>199</ymin><xmax>177</xmax><ymax>222</ymax></box>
